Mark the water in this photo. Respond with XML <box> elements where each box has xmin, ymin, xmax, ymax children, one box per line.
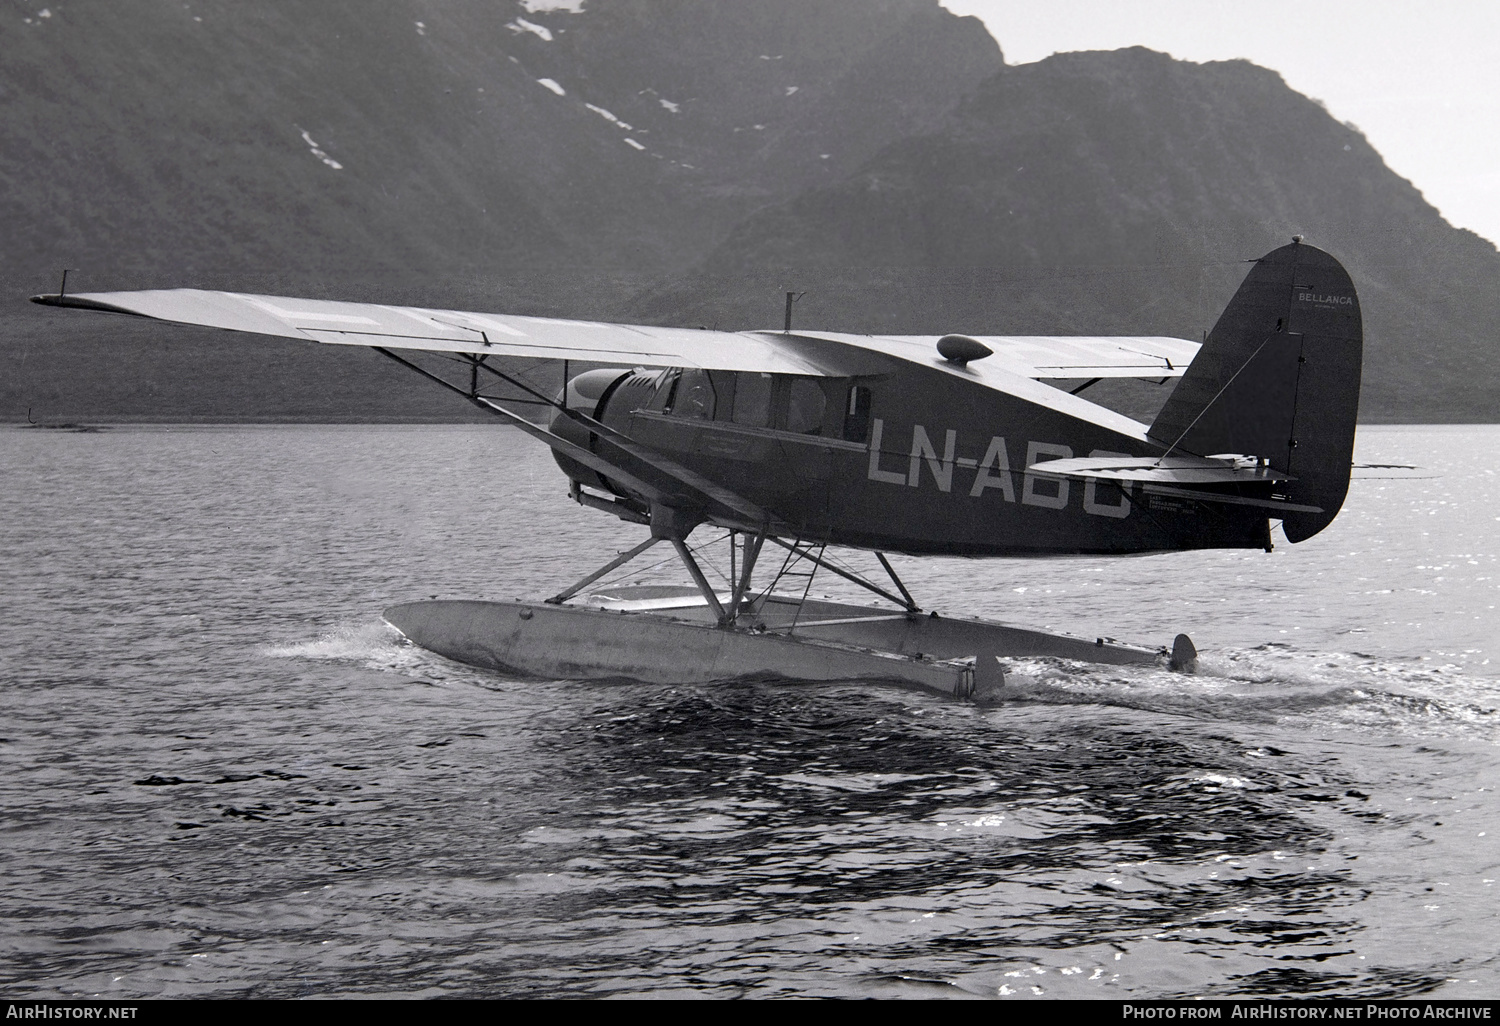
<box><xmin>1</xmin><ymin>424</ymin><xmax>1497</xmax><ymax>999</ymax></box>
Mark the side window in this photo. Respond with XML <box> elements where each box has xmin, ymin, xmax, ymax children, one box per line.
<box><xmin>673</xmin><ymin>369</ymin><xmax>715</xmax><ymax>419</ymax></box>
<box><xmin>733</xmin><ymin>372</ymin><xmax>772</xmax><ymax>427</ymax></box>
<box><xmin>843</xmin><ymin>385</ymin><xmax>871</xmax><ymax>443</ymax></box>
<box><xmin>786</xmin><ymin>378</ymin><xmax>826</xmax><ymax>435</ymax></box>
<box><xmin>648</xmin><ymin>369</ymin><xmax>680</xmax><ymax>413</ymax></box>
<box><xmin>709</xmin><ymin>371</ymin><xmax>737</xmax><ymax>421</ymax></box>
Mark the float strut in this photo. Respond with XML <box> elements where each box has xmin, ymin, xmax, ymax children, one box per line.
<box><xmin>670</xmin><ymin>537</ymin><xmax>728</xmax><ymax>623</ymax></box>
<box><xmin>725</xmin><ymin>532</ymin><xmax>766</xmax><ymax>624</ymax></box>
<box><xmin>874</xmin><ymin>552</ymin><xmax>919</xmax><ymax>614</ymax></box>
<box><xmin>545</xmin><ymin>536</ymin><xmax>661</xmax><ymax>605</ymax></box>
<box><xmin>763</xmin><ymin>538</ymin><xmax>917</xmax><ymax>613</ymax></box>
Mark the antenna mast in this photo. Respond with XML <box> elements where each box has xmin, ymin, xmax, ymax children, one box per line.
<box><xmin>783</xmin><ymin>291</ymin><xmax>806</xmax><ymax>334</ymax></box>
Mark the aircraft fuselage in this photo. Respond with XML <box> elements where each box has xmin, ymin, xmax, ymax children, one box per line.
<box><xmin>558</xmin><ymin>356</ymin><xmax>1272</xmax><ymax>557</ymax></box>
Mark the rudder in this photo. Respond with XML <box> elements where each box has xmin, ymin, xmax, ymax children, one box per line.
<box><xmin>1148</xmin><ymin>240</ymin><xmax>1362</xmax><ymax>542</ymax></box>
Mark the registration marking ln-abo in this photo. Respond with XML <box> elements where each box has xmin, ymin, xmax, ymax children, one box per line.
<box><xmin>865</xmin><ymin>419</ymin><xmax>1134</xmax><ymax>518</ymax></box>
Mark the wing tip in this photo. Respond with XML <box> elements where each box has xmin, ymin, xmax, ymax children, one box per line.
<box><xmin>29</xmin><ymin>293</ymin><xmax>145</xmax><ymax>316</ymax></box>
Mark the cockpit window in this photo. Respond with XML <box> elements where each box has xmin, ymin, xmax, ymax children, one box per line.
<box><xmin>648</xmin><ymin>369</ymin><xmax>679</xmax><ymax>413</ymax></box>
<box><xmin>843</xmin><ymin>385</ymin><xmax>871</xmax><ymax>443</ymax></box>
<box><xmin>733</xmin><ymin>372</ymin><xmax>772</xmax><ymax>427</ymax></box>
<box><xmin>786</xmin><ymin>378</ymin><xmax>826</xmax><ymax>435</ymax></box>
<box><xmin>671</xmin><ymin>369</ymin><xmax>715</xmax><ymax>419</ymax></box>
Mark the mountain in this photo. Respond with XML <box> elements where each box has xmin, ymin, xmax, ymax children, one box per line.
<box><xmin>0</xmin><ymin>0</ymin><xmax>1000</xmax><ymax>281</ymax></box>
<box><xmin>0</xmin><ymin>0</ymin><xmax>1001</xmax><ymax>421</ymax></box>
<box><xmin>2</xmin><ymin>5</ymin><xmax>1495</xmax><ymax>423</ymax></box>
<box><xmin>633</xmin><ymin>48</ymin><xmax>1500</xmax><ymax>422</ymax></box>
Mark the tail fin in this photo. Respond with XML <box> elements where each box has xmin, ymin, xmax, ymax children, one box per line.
<box><xmin>1148</xmin><ymin>240</ymin><xmax>1362</xmax><ymax>542</ymax></box>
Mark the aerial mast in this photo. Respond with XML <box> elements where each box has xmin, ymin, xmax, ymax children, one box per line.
<box><xmin>783</xmin><ymin>290</ymin><xmax>805</xmax><ymax>333</ymax></box>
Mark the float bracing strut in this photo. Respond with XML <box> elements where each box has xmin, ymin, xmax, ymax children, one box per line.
<box><xmin>874</xmin><ymin>552</ymin><xmax>919</xmax><ymax>613</ymax></box>
<box><xmin>725</xmin><ymin>532</ymin><xmax>766</xmax><ymax>624</ymax></box>
<box><xmin>764</xmin><ymin>537</ymin><xmax>918</xmax><ymax>613</ymax></box>
<box><xmin>545</xmin><ymin>536</ymin><xmax>661</xmax><ymax>605</ymax></box>
<box><xmin>670</xmin><ymin>537</ymin><xmax>728</xmax><ymax>623</ymax></box>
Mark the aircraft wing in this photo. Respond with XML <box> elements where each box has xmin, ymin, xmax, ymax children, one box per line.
<box><xmin>34</xmin><ymin>290</ymin><xmax>1199</xmax><ymax>383</ymax></box>
<box><xmin>796</xmin><ymin>332</ymin><xmax>1200</xmax><ymax>379</ymax></box>
<box><xmin>32</xmin><ymin>289</ymin><xmax>840</xmax><ymax>376</ymax></box>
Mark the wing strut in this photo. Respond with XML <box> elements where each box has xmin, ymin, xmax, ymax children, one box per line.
<box><xmin>369</xmin><ymin>347</ymin><xmax>778</xmax><ymax>529</ymax></box>
<box><xmin>460</xmin><ymin>350</ymin><xmax>775</xmax><ymax>525</ymax></box>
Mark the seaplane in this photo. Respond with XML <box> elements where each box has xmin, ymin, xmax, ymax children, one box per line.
<box><xmin>33</xmin><ymin>239</ymin><xmax>1362</xmax><ymax>700</ymax></box>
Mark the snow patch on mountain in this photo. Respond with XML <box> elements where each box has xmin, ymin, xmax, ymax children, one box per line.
<box><xmin>537</xmin><ymin>78</ymin><xmax>565</xmax><ymax>96</ymax></box>
<box><xmin>585</xmin><ymin>104</ymin><xmax>632</xmax><ymax>131</ymax></box>
<box><xmin>508</xmin><ymin>18</ymin><xmax>552</xmax><ymax>41</ymax></box>
<box><xmin>659</xmin><ymin>98</ymin><xmax>680</xmax><ymax>113</ymax></box>
<box><xmin>624</xmin><ymin>138</ymin><xmax>645</xmax><ymax>151</ymax></box>
<box><xmin>298</xmin><ymin>129</ymin><xmax>343</xmax><ymax>170</ymax></box>
<box><xmin>414</xmin><ymin>20</ymin><xmax>426</xmax><ymax>36</ymax></box>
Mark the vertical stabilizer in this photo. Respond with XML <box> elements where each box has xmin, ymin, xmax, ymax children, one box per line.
<box><xmin>1148</xmin><ymin>241</ymin><xmax>1362</xmax><ymax>542</ymax></box>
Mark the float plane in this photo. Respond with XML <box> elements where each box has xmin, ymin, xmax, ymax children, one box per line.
<box><xmin>34</xmin><ymin>239</ymin><xmax>1362</xmax><ymax>699</ymax></box>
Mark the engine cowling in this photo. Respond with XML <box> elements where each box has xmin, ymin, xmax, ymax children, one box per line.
<box><xmin>548</xmin><ymin>368</ymin><xmax>631</xmax><ymax>493</ymax></box>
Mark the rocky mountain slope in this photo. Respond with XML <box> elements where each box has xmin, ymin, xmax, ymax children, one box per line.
<box><xmin>1</xmin><ymin>0</ymin><xmax>1001</xmax><ymax>420</ymax></box>
<box><xmin>2</xmin><ymin>2</ymin><xmax>1494</xmax><ymax>422</ymax></box>
<box><xmin>638</xmin><ymin>48</ymin><xmax>1500</xmax><ymax>421</ymax></box>
<box><xmin>1</xmin><ymin>0</ymin><xmax>998</xmax><ymax>282</ymax></box>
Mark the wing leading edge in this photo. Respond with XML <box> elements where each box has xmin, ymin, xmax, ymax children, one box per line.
<box><xmin>32</xmin><ymin>289</ymin><xmax>836</xmax><ymax>376</ymax></box>
<box><xmin>34</xmin><ymin>289</ymin><xmax>1200</xmax><ymax>384</ymax></box>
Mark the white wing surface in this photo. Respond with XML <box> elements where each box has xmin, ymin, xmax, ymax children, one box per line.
<box><xmin>36</xmin><ymin>289</ymin><xmax>1199</xmax><ymax>382</ymax></box>
<box><xmin>800</xmin><ymin>332</ymin><xmax>1200</xmax><ymax>379</ymax></box>
<box><xmin>38</xmin><ymin>289</ymin><xmax>836</xmax><ymax>375</ymax></box>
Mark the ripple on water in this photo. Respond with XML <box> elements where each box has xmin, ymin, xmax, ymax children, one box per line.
<box><xmin>2</xmin><ymin>425</ymin><xmax>1497</xmax><ymax>998</ymax></box>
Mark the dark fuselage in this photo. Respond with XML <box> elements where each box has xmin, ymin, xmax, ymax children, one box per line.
<box><xmin>558</xmin><ymin>352</ymin><xmax>1271</xmax><ymax>557</ymax></box>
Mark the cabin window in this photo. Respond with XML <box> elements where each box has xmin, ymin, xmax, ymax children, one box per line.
<box><xmin>647</xmin><ymin>369</ymin><xmax>679</xmax><ymax>413</ymax></box>
<box><xmin>786</xmin><ymin>378</ymin><xmax>826</xmax><ymax>435</ymax></box>
<box><xmin>708</xmin><ymin>371</ymin><xmax>737</xmax><ymax>420</ymax></box>
<box><xmin>733</xmin><ymin>372</ymin><xmax>772</xmax><ymax>427</ymax></box>
<box><xmin>672</xmin><ymin>369</ymin><xmax>715</xmax><ymax>419</ymax></box>
<box><xmin>843</xmin><ymin>385</ymin><xmax>871</xmax><ymax>443</ymax></box>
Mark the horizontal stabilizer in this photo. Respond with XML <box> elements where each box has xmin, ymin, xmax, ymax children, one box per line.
<box><xmin>1028</xmin><ymin>455</ymin><xmax>1294</xmax><ymax>485</ymax></box>
<box><xmin>1350</xmin><ymin>463</ymin><xmax>1437</xmax><ymax>480</ymax></box>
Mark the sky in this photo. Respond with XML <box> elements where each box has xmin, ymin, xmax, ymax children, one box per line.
<box><xmin>942</xmin><ymin>0</ymin><xmax>1500</xmax><ymax>246</ymax></box>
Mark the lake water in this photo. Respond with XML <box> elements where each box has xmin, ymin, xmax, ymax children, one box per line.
<box><xmin>1</xmin><ymin>423</ymin><xmax>1497</xmax><ymax>999</ymax></box>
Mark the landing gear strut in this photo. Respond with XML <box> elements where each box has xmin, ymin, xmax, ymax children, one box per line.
<box><xmin>542</xmin><ymin>522</ymin><xmax>920</xmax><ymax>628</ymax></box>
